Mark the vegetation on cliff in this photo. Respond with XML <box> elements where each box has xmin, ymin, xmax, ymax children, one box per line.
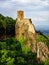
<box><xmin>0</xmin><ymin>14</ymin><xmax>49</xmax><ymax>65</ymax></box>
<box><xmin>0</xmin><ymin>14</ymin><xmax>15</xmax><ymax>39</ymax></box>
<box><xmin>36</xmin><ymin>35</ymin><xmax>49</xmax><ymax>48</ymax></box>
<box><xmin>0</xmin><ymin>38</ymin><xmax>43</xmax><ymax>65</ymax></box>
<box><xmin>0</xmin><ymin>37</ymin><xmax>49</xmax><ymax>65</ymax></box>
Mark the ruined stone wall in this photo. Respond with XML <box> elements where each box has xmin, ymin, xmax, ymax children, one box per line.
<box><xmin>17</xmin><ymin>10</ymin><xmax>24</xmax><ymax>20</ymax></box>
<box><xmin>15</xmin><ymin>11</ymin><xmax>36</xmax><ymax>39</ymax></box>
<box><xmin>15</xmin><ymin>11</ymin><xmax>36</xmax><ymax>52</ymax></box>
<box><xmin>15</xmin><ymin>10</ymin><xmax>49</xmax><ymax>61</ymax></box>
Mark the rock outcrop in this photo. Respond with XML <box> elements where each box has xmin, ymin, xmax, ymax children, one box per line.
<box><xmin>15</xmin><ymin>10</ymin><xmax>49</xmax><ymax>61</ymax></box>
<box><xmin>37</xmin><ymin>42</ymin><xmax>49</xmax><ymax>61</ymax></box>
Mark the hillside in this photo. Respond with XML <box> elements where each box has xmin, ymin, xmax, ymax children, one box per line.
<box><xmin>0</xmin><ymin>13</ymin><xmax>49</xmax><ymax>65</ymax></box>
<box><xmin>0</xmin><ymin>14</ymin><xmax>16</xmax><ymax>40</ymax></box>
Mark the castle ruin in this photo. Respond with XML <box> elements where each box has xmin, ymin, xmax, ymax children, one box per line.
<box><xmin>15</xmin><ymin>10</ymin><xmax>49</xmax><ymax>61</ymax></box>
<box><xmin>15</xmin><ymin>11</ymin><xmax>36</xmax><ymax>39</ymax></box>
<box><xmin>15</xmin><ymin>10</ymin><xmax>36</xmax><ymax>52</ymax></box>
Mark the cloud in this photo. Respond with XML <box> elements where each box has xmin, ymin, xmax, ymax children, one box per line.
<box><xmin>0</xmin><ymin>0</ymin><xmax>49</xmax><ymax>9</ymax></box>
<box><xmin>11</xmin><ymin>0</ymin><xmax>49</xmax><ymax>6</ymax></box>
<box><xmin>0</xmin><ymin>0</ymin><xmax>49</xmax><ymax>27</ymax></box>
<box><xmin>11</xmin><ymin>0</ymin><xmax>31</xmax><ymax>3</ymax></box>
<box><xmin>11</xmin><ymin>0</ymin><xmax>37</xmax><ymax>3</ymax></box>
<box><xmin>0</xmin><ymin>1</ymin><xmax>12</xmax><ymax>9</ymax></box>
<box><xmin>40</xmin><ymin>0</ymin><xmax>49</xmax><ymax>6</ymax></box>
<box><xmin>32</xmin><ymin>17</ymin><xmax>45</xmax><ymax>21</ymax></box>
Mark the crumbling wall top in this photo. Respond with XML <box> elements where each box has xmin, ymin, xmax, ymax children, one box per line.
<box><xmin>17</xmin><ymin>10</ymin><xmax>24</xmax><ymax>20</ymax></box>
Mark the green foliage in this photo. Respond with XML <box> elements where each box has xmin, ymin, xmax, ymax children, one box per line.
<box><xmin>0</xmin><ymin>20</ymin><xmax>5</xmax><ymax>35</ymax></box>
<box><xmin>6</xmin><ymin>17</ymin><xmax>15</xmax><ymax>36</ymax></box>
<box><xmin>44</xmin><ymin>58</ymin><xmax>49</xmax><ymax>65</ymax></box>
<box><xmin>6</xmin><ymin>58</ymin><xmax>15</xmax><ymax>65</ymax></box>
<box><xmin>36</xmin><ymin>35</ymin><xmax>49</xmax><ymax>48</ymax></box>
<box><xmin>0</xmin><ymin>37</ymin><xmax>42</xmax><ymax>65</ymax></box>
<box><xmin>0</xmin><ymin>38</ymin><xmax>22</xmax><ymax>65</ymax></box>
<box><xmin>0</xmin><ymin>14</ymin><xmax>16</xmax><ymax>38</ymax></box>
<box><xmin>19</xmin><ymin>36</ymin><xmax>30</xmax><ymax>54</ymax></box>
<box><xmin>36</xmin><ymin>35</ymin><xmax>47</xmax><ymax>42</ymax></box>
<box><xmin>1</xmin><ymin>36</ymin><xmax>49</xmax><ymax>65</ymax></box>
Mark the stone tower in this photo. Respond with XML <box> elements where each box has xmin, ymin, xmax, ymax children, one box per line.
<box><xmin>17</xmin><ymin>11</ymin><xmax>24</xmax><ymax>20</ymax></box>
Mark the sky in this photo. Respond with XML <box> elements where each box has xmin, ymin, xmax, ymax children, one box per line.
<box><xmin>0</xmin><ymin>0</ymin><xmax>49</xmax><ymax>31</ymax></box>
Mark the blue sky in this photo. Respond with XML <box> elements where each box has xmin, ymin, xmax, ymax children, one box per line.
<box><xmin>0</xmin><ymin>0</ymin><xmax>49</xmax><ymax>30</ymax></box>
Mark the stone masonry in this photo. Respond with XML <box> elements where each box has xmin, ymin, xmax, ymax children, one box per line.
<box><xmin>15</xmin><ymin>10</ymin><xmax>36</xmax><ymax>53</ymax></box>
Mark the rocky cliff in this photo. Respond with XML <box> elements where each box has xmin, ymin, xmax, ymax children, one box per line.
<box><xmin>15</xmin><ymin>10</ymin><xmax>49</xmax><ymax>61</ymax></box>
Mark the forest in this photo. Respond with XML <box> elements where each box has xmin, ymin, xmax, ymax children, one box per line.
<box><xmin>0</xmin><ymin>14</ymin><xmax>15</xmax><ymax>39</ymax></box>
<box><xmin>0</xmin><ymin>14</ymin><xmax>49</xmax><ymax>65</ymax></box>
